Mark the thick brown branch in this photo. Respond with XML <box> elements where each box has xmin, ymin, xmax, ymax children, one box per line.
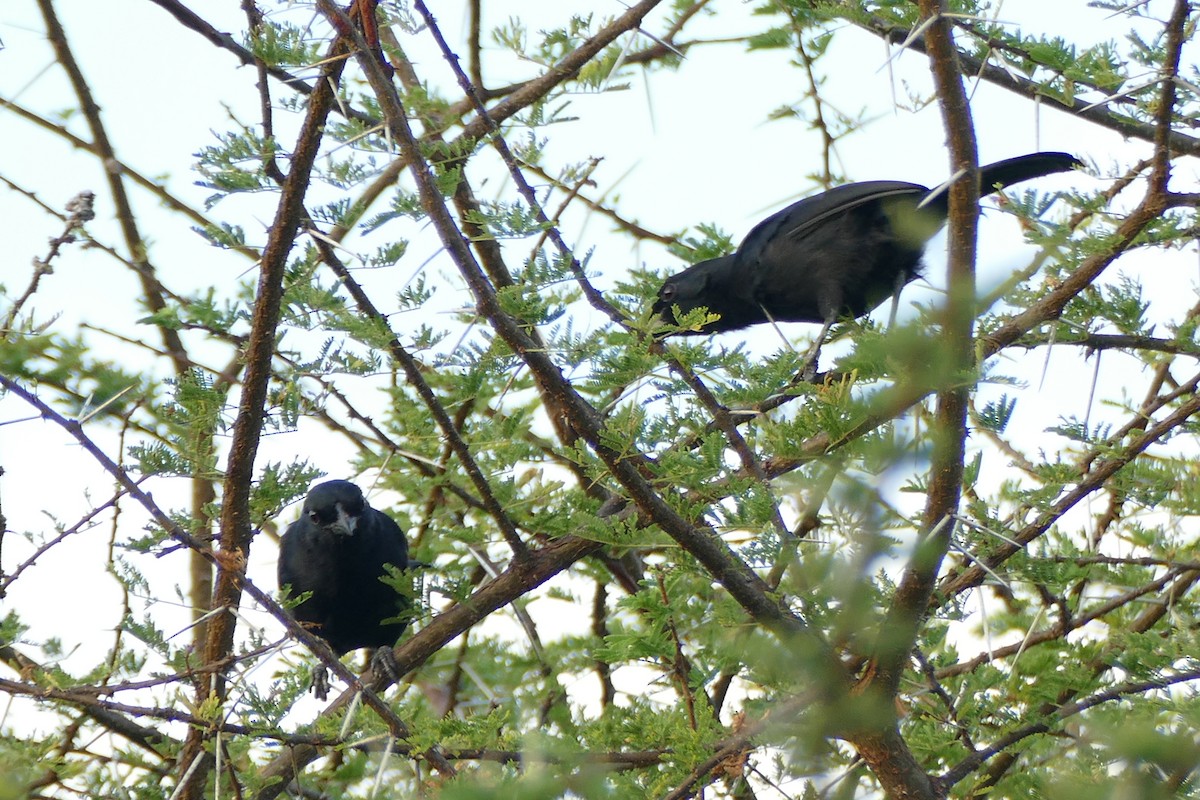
<box><xmin>869</xmin><ymin>0</ymin><xmax>979</xmax><ymax>703</ymax></box>
<box><xmin>322</xmin><ymin>0</ymin><xmax>829</xmax><ymax>675</ymax></box>
<box><xmin>184</xmin><ymin>33</ymin><xmax>351</xmax><ymax>798</ymax></box>
<box><xmin>251</xmin><ymin>534</ymin><xmax>604</xmax><ymax>799</ymax></box>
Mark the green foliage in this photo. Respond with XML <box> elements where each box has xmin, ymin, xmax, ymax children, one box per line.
<box><xmin>244</xmin><ymin>19</ymin><xmax>322</xmax><ymax>68</ymax></box>
<box><xmin>666</xmin><ymin>222</ymin><xmax>735</xmax><ymax>262</ymax></box>
<box><xmin>977</xmin><ymin>393</ymin><xmax>1017</xmax><ymax>433</ymax></box>
<box><xmin>192</xmin><ymin>221</ymin><xmax>249</xmax><ymax>251</ymax></box>
<box><xmin>252</xmin><ymin>461</ymin><xmax>323</xmax><ymax>527</ymax></box>
<box><xmin>4</xmin><ymin>2</ymin><xmax>1200</xmax><ymax>799</ymax></box>
<box><xmin>128</xmin><ymin>370</ymin><xmax>225</xmax><ymax>478</ymax></box>
<box><xmin>194</xmin><ymin>129</ymin><xmax>280</xmax><ymax>208</ymax></box>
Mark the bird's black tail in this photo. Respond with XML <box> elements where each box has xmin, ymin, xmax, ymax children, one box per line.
<box><xmin>979</xmin><ymin>152</ymin><xmax>1082</xmax><ymax>193</ymax></box>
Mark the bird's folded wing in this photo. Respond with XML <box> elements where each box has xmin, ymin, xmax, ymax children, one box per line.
<box><xmin>778</xmin><ymin>182</ymin><xmax>926</xmax><ymax>242</ymax></box>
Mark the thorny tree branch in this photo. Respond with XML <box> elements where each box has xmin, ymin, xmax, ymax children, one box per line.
<box><xmin>0</xmin><ymin>374</ymin><xmax>567</xmax><ymax>789</ymax></box>
<box><xmin>0</xmin><ymin>481</ymin><xmax>133</xmax><ymax>596</ymax></box>
<box><xmin>844</xmin><ymin>1</ymin><xmax>977</xmax><ymax>793</ymax></box>
<box><xmin>2</xmin><ymin>191</ymin><xmax>94</xmax><ymax>336</ymax></box>
<box><xmin>7</xmin><ymin>1</ymin><xmax>1200</xmax><ymax>797</ymax></box>
<box><xmin>0</xmin><ymin>100</ymin><xmax>236</xmax><ymax>244</ymax></box>
<box><xmin>411</xmin><ymin>0</ymin><xmax>796</xmax><ymax>582</ymax></box>
<box><xmin>322</xmin><ymin>0</ymin><xmax>827</xmax><ymax>661</ymax></box>
<box><xmin>37</xmin><ymin>0</ymin><xmax>224</xmax><ymax>693</ymax></box>
<box><xmin>857</xmin><ymin>12</ymin><xmax>1200</xmax><ymax>156</ymax></box>
<box><xmin>35</xmin><ymin>0</ymin><xmax>188</xmax><ymax>372</ymax></box>
<box><xmin>951</xmin><ymin>563</ymin><xmax>1200</xmax><ymax>795</ymax></box>
<box><xmin>941</xmin><ymin>665</ymin><xmax>1200</xmax><ymax>789</ymax></box>
<box><xmin>181</xmin><ymin>25</ymin><xmax>354</xmax><ymax>798</ymax></box>
<box><xmin>868</xmin><ymin>0</ymin><xmax>979</xmax><ymax>704</ymax></box>
<box><xmin>310</xmin><ymin>235</ymin><xmax>532</xmax><ymax>561</ymax></box>
<box><xmin>0</xmin><ymin>644</ymin><xmax>174</xmax><ymax>756</ymax></box>
<box><xmin>938</xmin><ymin>0</ymin><xmax>1192</xmax><ymax>604</ymax></box>
<box><xmin>936</xmin><ymin>564</ymin><xmax>1182</xmax><ymax>680</ymax></box>
<box><xmin>940</xmin><ymin>367</ymin><xmax>1200</xmax><ymax>594</ymax></box>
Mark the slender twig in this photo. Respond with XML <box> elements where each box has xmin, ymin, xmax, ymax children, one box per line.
<box><xmin>936</xmin><ymin>566</ymin><xmax>1182</xmax><ymax>680</ymax></box>
<box><xmin>310</xmin><ymin>234</ymin><xmax>532</xmax><ymax>561</ymax></box>
<box><xmin>321</xmin><ymin>0</ymin><xmax>822</xmax><ymax>664</ymax></box>
<box><xmin>942</xmin><ymin>665</ymin><xmax>1200</xmax><ymax>787</ymax></box>
<box><xmin>938</xmin><ymin>369</ymin><xmax>1200</xmax><ymax>599</ymax></box>
<box><xmin>0</xmin><ymin>482</ymin><xmax>134</xmax><ymax>594</ymax></box>
<box><xmin>860</xmin><ymin>13</ymin><xmax>1200</xmax><ymax>156</ymax></box>
<box><xmin>415</xmin><ymin>0</ymin><xmax>798</xmax><ymax>564</ymax></box>
<box><xmin>2</xmin><ymin>191</ymin><xmax>94</xmax><ymax>335</ymax></box>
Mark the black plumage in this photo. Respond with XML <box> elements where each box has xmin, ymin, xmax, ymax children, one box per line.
<box><xmin>652</xmin><ymin>152</ymin><xmax>1081</xmax><ymax>335</ymax></box>
<box><xmin>278</xmin><ymin>479</ymin><xmax>412</xmax><ymax>698</ymax></box>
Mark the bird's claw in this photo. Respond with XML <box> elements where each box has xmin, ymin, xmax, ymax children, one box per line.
<box><xmin>799</xmin><ymin>358</ymin><xmax>820</xmax><ymax>383</ymax></box>
<box><xmin>308</xmin><ymin>650</ymin><xmax>398</xmax><ymax>701</ymax></box>
<box><xmin>310</xmin><ymin>665</ymin><xmax>331</xmax><ymax>701</ymax></box>
<box><xmin>370</xmin><ymin>646</ymin><xmax>400</xmax><ymax>687</ymax></box>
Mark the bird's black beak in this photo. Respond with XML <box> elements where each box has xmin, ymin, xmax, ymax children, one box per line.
<box><xmin>326</xmin><ymin>504</ymin><xmax>358</xmax><ymax>536</ymax></box>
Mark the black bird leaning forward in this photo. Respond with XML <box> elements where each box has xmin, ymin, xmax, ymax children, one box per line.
<box><xmin>278</xmin><ymin>479</ymin><xmax>412</xmax><ymax>700</ymax></box>
<box><xmin>652</xmin><ymin>152</ymin><xmax>1082</xmax><ymax>339</ymax></box>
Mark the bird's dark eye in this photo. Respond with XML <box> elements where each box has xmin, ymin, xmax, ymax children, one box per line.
<box><xmin>308</xmin><ymin>510</ymin><xmax>320</xmax><ymax>523</ymax></box>
<box><xmin>660</xmin><ymin>284</ymin><xmax>676</xmax><ymax>302</ymax></box>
